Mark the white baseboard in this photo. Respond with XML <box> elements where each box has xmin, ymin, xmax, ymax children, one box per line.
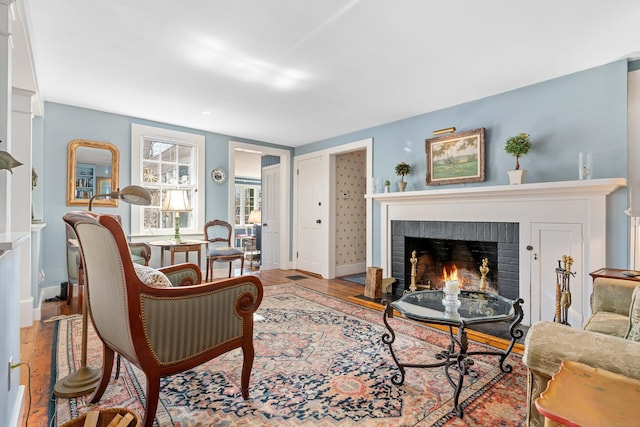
<box><xmin>19</xmin><ymin>297</ymin><xmax>34</xmax><ymax>327</ymax></box>
<box><xmin>335</xmin><ymin>262</ymin><xmax>366</xmax><ymax>278</ymax></box>
<box><xmin>9</xmin><ymin>385</ymin><xmax>25</xmax><ymax>427</ymax></box>
<box><xmin>41</xmin><ymin>285</ymin><xmax>60</xmax><ymax>300</ymax></box>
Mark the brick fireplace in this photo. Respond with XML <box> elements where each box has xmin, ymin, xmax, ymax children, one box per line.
<box><xmin>391</xmin><ymin>220</ymin><xmax>519</xmax><ymax>298</ymax></box>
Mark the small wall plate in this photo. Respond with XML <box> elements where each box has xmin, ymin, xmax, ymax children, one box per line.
<box><xmin>211</xmin><ymin>168</ymin><xmax>226</xmax><ymax>184</ymax></box>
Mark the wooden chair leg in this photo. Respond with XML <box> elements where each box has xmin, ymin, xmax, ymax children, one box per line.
<box><xmin>240</xmin><ymin>257</ymin><xmax>244</xmax><ymax>276</ymax></box>
<box><xmin>142</xmin><ymin>374</ymin><xmax>162</xmax><ymax>427</ymax></box>
<box><xmin>66</xmin><ymin>282</ymin><xmax>73</xmax><ymax>305</ymax></box>
<box><xmin>228</xmin><ymin>261</ymin><xmax>232</xmax><ymax>278</ymax></box>
<box><xmin>205</xmin><ymin>257</ymin><xmax>210</xmax><ymax>282</ymax></box>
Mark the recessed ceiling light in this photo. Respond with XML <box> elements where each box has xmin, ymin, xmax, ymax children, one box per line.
<box><xmin>201</xmin><ymin>111</ymin><xmax>211</xmax><ymax>115</ymax></box>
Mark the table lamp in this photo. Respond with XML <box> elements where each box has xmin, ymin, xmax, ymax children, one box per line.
<box><xmin>162</xmin><ymin>189</ymin><xmax>191</xmax><ymax>243</ymax></box>
<box><xmin>248</xmin><ymin>209</ymin><xmax>261</xmax><ymax>236</ymax></box>
<box><xmin>54</xmin><ymin>185</ymin><xmax>152</xmax><ymax>397</ymax></box>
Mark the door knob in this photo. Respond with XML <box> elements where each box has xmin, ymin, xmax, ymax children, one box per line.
<box><xmin>316</xmin><ymin>219</ymin><xmax>322</xmax><ymax>224</ymax></box>
<box><xmin>262</xmin><ymin>223</ymin><xmax>267</xmax><ymax>227</ymax></box>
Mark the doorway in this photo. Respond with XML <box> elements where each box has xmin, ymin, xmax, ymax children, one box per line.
<box><xmin>229</xmin><ymin>141</ymin><xmax>291</xmax><ymax>271</ymax></box>
<box><xmin>294</xmin><ymin>138</ymin><xmax>373</xmax><ymax>278</ymax></box>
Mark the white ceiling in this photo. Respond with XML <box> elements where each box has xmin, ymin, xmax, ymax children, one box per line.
<box><xmin>22</xmin><ymin>0</ymin><xmax>640</xmax><ymax>147</ymax></box>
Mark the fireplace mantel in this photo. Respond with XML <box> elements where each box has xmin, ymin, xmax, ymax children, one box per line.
<box><xmin>367</xmin><ymin>178</ymin><xmax>626</xmax><ymax>203</ymax></box>
<box><xmin>368</xmin><ymin>178</ymin><xmax>627</xmax><ymax>327</ymax></box>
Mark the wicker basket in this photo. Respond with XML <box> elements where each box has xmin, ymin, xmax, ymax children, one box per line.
<box><xmin>60</xmin><ymin>408</ymin><xmax>141</xmax><ymax>427</ymax></box>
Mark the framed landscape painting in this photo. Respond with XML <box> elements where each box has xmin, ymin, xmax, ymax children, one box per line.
<box><xmin>425</xmin><ymin>128</ymin><xmax>485</xmax><ymax>185</ymax></box>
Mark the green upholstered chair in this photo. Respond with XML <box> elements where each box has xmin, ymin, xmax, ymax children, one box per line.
<box><xmin>523</xmin><ymin>277</ymin><xmax>640</xmax><ymax>427</ymax></box>
<box><xmin>64</xmin><ymin>211</ymin><xmax>263</xmax><ymax>427</ymax></box>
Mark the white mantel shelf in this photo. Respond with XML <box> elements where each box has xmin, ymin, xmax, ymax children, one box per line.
<box><xmin>367</xmin><ymin>178</ymin><xmax>626</xmax><ymax>202</ymax></box>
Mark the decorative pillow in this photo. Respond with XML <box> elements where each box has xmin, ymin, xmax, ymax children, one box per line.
<box><xmin>133</xmin><ymin>263</ymin><xmax>172</xmax><ymax>288</ymax></box>
<box><xmin>626</xmin><ymin>286</ymin><xmax>640</xmax><ymax>341</ymax></box>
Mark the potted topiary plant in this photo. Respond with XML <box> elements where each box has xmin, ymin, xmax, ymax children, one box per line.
<box><xmin>395</xmin><ymin>161</ymin><xmax>411</xmax><ymax>192</ymax></box>
<box><xmin>504</xmin><ymin>133</ymin><xmax>532</xmax><ymax>184</ymax></box>
<box><xmin>384</xmin><ymin>179</ymin><xmax>391</xmax><ymax>193</ymax></box>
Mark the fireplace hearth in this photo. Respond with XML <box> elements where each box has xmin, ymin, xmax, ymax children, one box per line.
<box><xmin>391</xmin><ymin>220</ymin><xmax>519</xmax><ymax>299</ymax></box>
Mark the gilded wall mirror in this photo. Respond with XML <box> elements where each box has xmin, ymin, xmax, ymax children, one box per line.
<box><xmin>66</xmin><ymin>139</ymin><xmax>120</xmax><ymax>207</ymax></box>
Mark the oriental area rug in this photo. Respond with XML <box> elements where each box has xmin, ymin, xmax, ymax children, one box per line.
<box><xmin>51</xmin><ymin>284</ymin><xmax>527</xmax><ymax>426</ymax></box>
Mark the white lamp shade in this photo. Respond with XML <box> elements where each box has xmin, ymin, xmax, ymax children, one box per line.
<box><xmin>162</xmin><ymin>189</ymin><xmax>191</xmax><ymax>212</ymax></box>
<box><xmin>248</xmin><ymin>210</ymin><xmax>261</xmax><ymax>224</ymax></box>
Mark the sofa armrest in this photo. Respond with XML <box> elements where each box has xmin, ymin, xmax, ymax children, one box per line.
<box><xmin>158</xmin><ymin>263</ymin><xmax>202</xmax><ymax>286</ymax></box>
<box><xmin>524</xmin><ymin>321</ymin><xmax>640</xmax><ymax>378</ymax></box>
<box><xmin>522</xmin><ymin>321</ymin><xmax>640</xmax><ymax>427</ymax></box>
<box><xmin>591</xmin><ymin>277</ymin><xmax>637</xmax><ymax>316</ymax></box>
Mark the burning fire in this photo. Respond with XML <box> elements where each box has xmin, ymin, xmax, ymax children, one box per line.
<box><xmin>442</xmin><ymin>265</ymin><xmax>459</xmax><ymax>281</ymax></box>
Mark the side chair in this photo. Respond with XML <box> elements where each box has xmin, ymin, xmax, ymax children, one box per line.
<box><xmin>204</xmin><ymin>219</ymin><xmax>245</xmax><ymax>280</ymax></box>
<box><xmin>64</xmin><ymin>211</ymin><xmax>263</xmax><ymax>427</ymax></box>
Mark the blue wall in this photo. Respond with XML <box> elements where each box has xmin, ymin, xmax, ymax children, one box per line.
<box><xmin>296</xmin><ymin>60</ymin><xmax>630</xmax><ymax>268</ymax></box>
<box><xmin>41</xmin><ymin>103</ymin><xmax>291</xmax><ymax>290</ymax></box>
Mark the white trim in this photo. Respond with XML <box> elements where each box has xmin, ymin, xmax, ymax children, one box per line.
<box><xmin>130</xmin><ymin>124</ymin><xmax>205</xmax><ymax>237</ymax></box>
<box><xmin>335</xmin><ymin>262</ymin><xmax>367</xmax><ymax>278</ymax></box>
<box><xmin>229</xmin><ymin>141</ymin><xmax>291</xmax><ymax>270</ymax></box>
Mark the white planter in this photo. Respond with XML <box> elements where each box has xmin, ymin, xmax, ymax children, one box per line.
<box><xmin>508</xmin><ymin>169</ymin><xmax>527</xmax><ymax>185</ymax></box>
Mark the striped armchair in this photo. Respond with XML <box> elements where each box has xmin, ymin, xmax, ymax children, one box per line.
<box><xmin>63</xmin><ymin>211</ymin><xmax>263</xmax><ymax>427</ymax></box>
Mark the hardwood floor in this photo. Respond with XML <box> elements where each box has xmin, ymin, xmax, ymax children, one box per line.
<box><xmin>18</xmin><ymin>268</ymin><xmax>522</xmax><ymax>427</ymax></box>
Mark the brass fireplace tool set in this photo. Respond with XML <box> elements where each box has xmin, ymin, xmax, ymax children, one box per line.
<box><xmin>554</xmin><ymin>255</ymin><xmax>574</xmax><ymax>325</ymax></box>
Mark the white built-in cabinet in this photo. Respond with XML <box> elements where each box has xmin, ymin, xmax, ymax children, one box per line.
<box><xmin>529</xmin><ymin>222</ymin><xmax>583</xmax><ymax>327</ymax></box>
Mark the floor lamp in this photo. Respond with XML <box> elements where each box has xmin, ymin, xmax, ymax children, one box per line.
<box><xmin>54</xmin><ymin>185</ymin><xmax>152</xmax><ymax>397</ymax></box>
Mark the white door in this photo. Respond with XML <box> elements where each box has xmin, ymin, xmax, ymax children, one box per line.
<box><xmin>261</xmin><ymin>164</ymin><xmax>280</xmax><ymax>270</ymax></box>
<box><xmin>530</xmin><ymin>223</ymin><xmax>583</xmax><ymax>327</ymax></box>
<box><xmin>297</xmin><ymin>156</ymin><xmax>325</xmax><ymax>275</ymax></box>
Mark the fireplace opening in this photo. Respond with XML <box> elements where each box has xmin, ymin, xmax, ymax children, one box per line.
<box><xmin>405</xmin><ymin>237</ymin><xmax>499</xmax><ymax>293</ymax></box>
<box><xmin>391</xmin><ymin>220</ymin><xmax>519</xmax><ymax>299</ymax></box>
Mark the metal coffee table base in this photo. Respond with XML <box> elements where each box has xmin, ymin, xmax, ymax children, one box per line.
<box><xmin>381</xmin><ymin>299</ymin><xmax>524</xmax><ymax>418</ymax></box>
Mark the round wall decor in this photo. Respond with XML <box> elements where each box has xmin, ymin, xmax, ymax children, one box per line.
<box><xmin>211</xmin><ymin>168</ymin><xmax>226</xmax><ymax>184</ymax></box>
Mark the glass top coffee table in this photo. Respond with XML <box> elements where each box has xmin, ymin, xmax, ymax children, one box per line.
<box><xmin>382</xmin><ymin>290</ymin><xmax>524</xmax><ymax>418</ymax></box>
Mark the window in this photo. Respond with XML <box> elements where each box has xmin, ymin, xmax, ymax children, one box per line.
<box><xmin>234</xmin><ymin>182</ymin><xmax>261</xmax><ymax>226</ymax></box>
<box><xmin>131</xmin><ymin>124</ymin><xmax>205</xmax><ymax>237</ymax></box>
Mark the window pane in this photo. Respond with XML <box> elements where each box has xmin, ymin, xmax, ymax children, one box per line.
<box><xmin>178</xmin><ymin>145</ymin><xmax>192</xmax><ymax>162</ymax></box>
<box><xmin>162</xmin><ymin>144</ymin><xmax>178</xmax><ymax>163</ymax></box>
<box><xmin>143</xmin><ymin>208</ymin><xmax>160</xmax><ymax>230</ymax></box>
<box><xmin>142</xmin><ymin>163</ymin><xmax>159</xmax><ymax>184</ymax></box>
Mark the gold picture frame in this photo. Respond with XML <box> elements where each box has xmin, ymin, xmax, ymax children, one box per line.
<box><xmin>425</xmin><ymin>128</ymin><xmax>485</xmax><ymax>185</ymax></box>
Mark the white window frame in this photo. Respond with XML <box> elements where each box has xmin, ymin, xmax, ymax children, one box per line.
<box><xmin>130</xmin><ymin>124</ymin><xmax>205</xmax><ymax>237</ymax></box>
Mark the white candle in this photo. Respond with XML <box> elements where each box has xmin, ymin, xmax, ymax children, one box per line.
<box><xmin>445</xmin><ymin>280</ymin><xmax>459</xmax><ymax>293</ymax></box>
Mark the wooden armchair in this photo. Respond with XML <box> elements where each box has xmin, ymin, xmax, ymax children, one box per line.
<box><xmin>64</xmin><ymin>211</ymin><xmax>263</xmax><ymax>427</ymax></box>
